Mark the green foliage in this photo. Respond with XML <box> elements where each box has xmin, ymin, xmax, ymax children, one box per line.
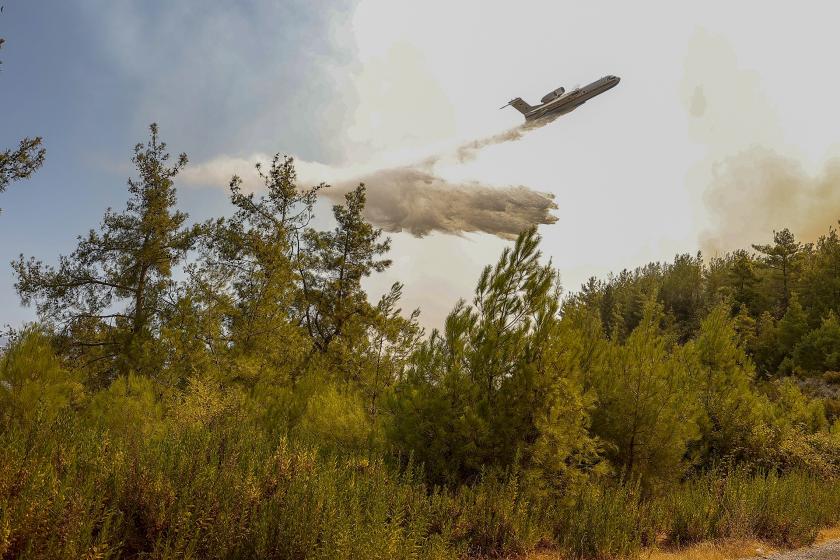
<box><xmin>724</xmin><ymin>250</ymin><xmax>761</xmax><ymax>312</ymax></box>
<box><xmin>189</xmin><ymin>155</ymin><xmax>317</xmax><ymax>386</ymax></box>
<box><xmin>84</xmin><ymin>373</ymin><xmax>165</xmax><ymax>441</ymax></box>
<box><xmin>0</xmin><ymin>415</ymin><xmax>453</xmax><ymax>560</ymax></box>
<box><xmin>572</xmin><ymin>222</ymin><xmax>840</xmax><ymax>380</ymax></box>
<box><xmin>0</xmin><ymin>328</ymin><xmax>84</xmax><ymax>428</ymax></box>
<box><xmin>753</xmin><ymin>311</ymin><xmax>782</xmax><ymax>376</ymax></box>
<box><xmin>6</xmin><ymin>138</ymin><xmax>840</xmax><ymax>558</ymax></box>
<box><xmin>767</xmin><ymin>377</ymin><xmax>827</xmax><ymax>433</ymax></box>
<box><xmin>13</xmin><ymin>124</ymin><xmax>200</xmax><ymax>381</ymax></box>
<box><xmin>799</xmin><ymin>225</ymin><xmax>840</xmax><ymax>323</ymax></box>
<box><xmin>752</xmin><ymin>228</ymin><xmax>808</xmax><ymax>316</ymax></box>
<box><xmin>359</xmin><ymin>282</ymin><xmax>423</xmax><ymax>418</ymax></box>
<box><xmin>587</xmin><ymin>302</ymin><xmax>699</xmax><ymax>486</ymax></box>
<box><xmin>0</xmin><ymin>137</ymin><xmax>45</xmax><ymax>206</ymax></box>
<box><xmin>299</xmin><ymin>184</ymin><xmax>391</xmax><ymax>358</ymax></box>
<box><xmin>691</xmin><ymin>305</ymin><xmax>765</xmax><ymax>465</ymax></box>
<box><xmin>294</xmin><ymin>383</ymin><xmax>379</xmax><ymax>452</ymax></box>
<box><xmin>792</xmin><ymin>312</ymin><xmax>840</xmax><ymax>375</ymax></box>
<box><xmin>439</xmin><ymin>470</ymin><xmax>552</xmax><ymax>558</ymax></box>
<box><xmin>776</xmin><ymin>296</ymin><xmax>811</xmax><ymax>374</ymax></box>
<box><xmin>553</xmin><ymin>482</ymin><xmax>653</xmax><ymax>559</ymax></box>
<box><xmin>390</xmin><ymin>228</ymin><xmax>601</xmax><ymax>488</ymax></box>
<box><xmin>664</xmin><ymin>470</ymin><xmax>840</xmax><ymax>548</ymax></box>
<box><xmin>659</xmin><ymin>252</ymin><xmax>706</xmax><ymax>341</ymax></box>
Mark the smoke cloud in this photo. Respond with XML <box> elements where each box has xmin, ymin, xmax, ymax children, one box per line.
<box><xmin>447</xmin><ymin>115</ymin><xmax>560</xmax><ymax>164</ymax></box>
<box><xmin>327</xmin><ymin>167</ymin><xmax>557</xmax><ymax>239</ymax></box>
<box><xmin>700</xmin><ymin>148</ymin><xmax>840</xmax><ymax>254</ymax></box>
<box><xmin>183</xmin><ymin>117</ymin><xmax>561</xmax><ymax>239</ymax></box>
<box><xmin>682</xmin><ymin>31</ymin><xmax>840</xmax><ymax>255</ymax></box>
<box><xmin>320</xmin><ymin>116</ymin><xmax>562</xmax><ymax>238</ymax></box>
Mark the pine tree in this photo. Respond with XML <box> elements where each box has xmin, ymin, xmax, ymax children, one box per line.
<box><xmin>14</xmin><ymin>124</ymin><xmax>200</xmax><ymax>381</ymax></box>
<box><xmin>728</xmin><ymin>250</ymin><xmax>761</xmax><ymax>312</ymax></box>
<box><xmin>752</xmin><ymin>229</ymin><xmax>807</xmax><ymax>316</ymax></box>
<box><xmin>391</xmin><ymin>228</ymin><xmax>601</xmax><ymax>488</ymax></box>
<box><xmin>659</xmin><ymin>252</ymin><xmax>705</xmax><ymax>341</ymax></box>
<box><xmin>588</xmin><ymin>301</ymin><xmax>699</xmax><ymax>485</ymax></box>
<box><xmin>691</xmin><ymin>304</ymin><xmax>763</xmax><ymax>465</ymax></box>
<box><xmin>733</xmin><ymin>303</ymin><xmax>757</xmax><ymax>350</ymax></box>
<box><xmin>299</xmin><ymin>184</ymin><xmax>391</xmax><ymax>358</ymax></box>
<box><xmin>791</xmin><ymin>312</ymin><xmax>840</xmax><ymax>375</ymax></box>
<box><xmin>776</xmin><ymin>296</ymin><xmax>810</xmax><ymax>373</ymax></box>
<box><xmin>361</xmin><ymin>282</ymin><xmax>422</xmax><ymax>418</ymax></box>
<box><xmin>799</xmin><ymin>224</ymin><xmax>840</xmax><ymax>324</ymax></box>
<box><xmin>189</xmin><ymin>155</ymin><xmax>320</xmax><ymax>384</ymax></box>
<box><xmin>753</xmin><ymin>311</ymin><xmax>781</xmax><ymax>377</ymax></box>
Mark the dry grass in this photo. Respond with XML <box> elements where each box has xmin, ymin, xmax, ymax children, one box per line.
<box><xmin>643</xmin><ymin>539</ymin><xmax>775</xmax><ymax>560</ymax></box>
<box><xmin>646</xmin><ymin>526</ymin><xmax>840</xmax><ymax>560</ymax></box>
<box><xmin>525</xmin><ymin>525</ymin><xmax>840</xmax><ymax>560</ymax></box>
<box><xmin>524</xmin><ymin>540</ymin><xmax>773</xmax><ymax>560</ymax></box>
<box><xmin>816</xmin><ymin>525</ymin><xmax>840</xmax><ymax>544</ymax></box>
<box><xmin>521</xmin><ymin>551</ymin><xmax>566</xmax><ymax>560</ymax></box>
<box><xmin>525</xmin><ymin>540</ymin><xmax>772</xmax><ymax>560</ymax></box>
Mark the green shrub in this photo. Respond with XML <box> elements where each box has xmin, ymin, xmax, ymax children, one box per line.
<box><xmin>5</xmin><ymin>409</ymin><xmax>840</xmax><ymax>559</ymax></box>
<box><xmin>663</xmin><ymin>470</ymin><xmax>840</xmax><ymax>549</ymax></box>
<box><xmin>0</xmin><ymin>413</ymin><xmax>450</xmax><ymax>560</ymax></box>
<box><xmin>554</xmin><ymin>482</ymin><xmax>655</xmax><ymax>560</ymax></box>
<box><xmin>445</xmin><ymin>470</ymin><xmax>551</xmax><ymax>558</ymax></box>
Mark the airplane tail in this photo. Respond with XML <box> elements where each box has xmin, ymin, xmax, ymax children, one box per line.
<box><xmin>504</xmin><ymin>97</ymin><xmax>534</xmax><ymax>116</ymax></box>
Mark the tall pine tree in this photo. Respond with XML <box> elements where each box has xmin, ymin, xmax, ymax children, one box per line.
<box><xmin>14</xmin><ymin>124</ymin><xmax>199</xmax><ymax>381</ymax></box>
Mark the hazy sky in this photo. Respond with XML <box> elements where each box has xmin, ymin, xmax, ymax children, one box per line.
<box><xmin>3</xmin><ymin>1</ymin><xmax>840</xmax><ymax>329</ymax></box>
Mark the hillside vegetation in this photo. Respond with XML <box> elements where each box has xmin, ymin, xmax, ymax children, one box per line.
<box><xmin>3</xmin><ymin>126</ymin><xmax>840</xmax><ymax>559</ymax></box>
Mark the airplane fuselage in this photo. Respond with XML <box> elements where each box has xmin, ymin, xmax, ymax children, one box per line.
<box><xmin>514</xmin><ymin>75</ymin><xmax>620</xmax><ymax>121</ymax></box>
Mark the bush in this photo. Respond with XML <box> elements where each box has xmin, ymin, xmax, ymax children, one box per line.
<box><xmin>0</xmin><ymin>413</ymin><xmax>453</xmax><ymax>560</ymax></box>
<box><xmin>664</xmin><ymin>470</ymin><xmax>840</xmax><ymax>549</ymax></box>
<box><xmin>444</xmin><ymin>470</ymin><xmax>552</xmax><ymax>558</ymax></box>
<box><xmin>0</xmin><ymin>328</ymin><xmax>85</xmax><ymax>429</ymax></box>
<box><xmin>554</xmin><ymin>482</ymin><xmax>655</xmax><ymax>560</ymax></box>
<box><xmin>5</xmin><ymin>406</ymin><xmax>840</xmax><ymax>559</ymax></box>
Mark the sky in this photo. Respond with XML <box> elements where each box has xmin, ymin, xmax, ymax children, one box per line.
<box><xmin>2</xmin><ymin>1</ymin><xmax>840</xmax><ymax>330</ymax></box>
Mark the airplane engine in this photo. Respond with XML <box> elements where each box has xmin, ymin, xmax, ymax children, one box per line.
<box><xmin>540</xmin><ymin>87</ymin><xmax>565</xmax><ymax>103</ymax></box>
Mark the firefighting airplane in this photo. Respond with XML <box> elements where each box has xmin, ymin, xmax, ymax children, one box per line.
<box><xmin>501</xmin><ymin>75</ymin><xmax>620</xmax><ymax>121</ymax></box>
